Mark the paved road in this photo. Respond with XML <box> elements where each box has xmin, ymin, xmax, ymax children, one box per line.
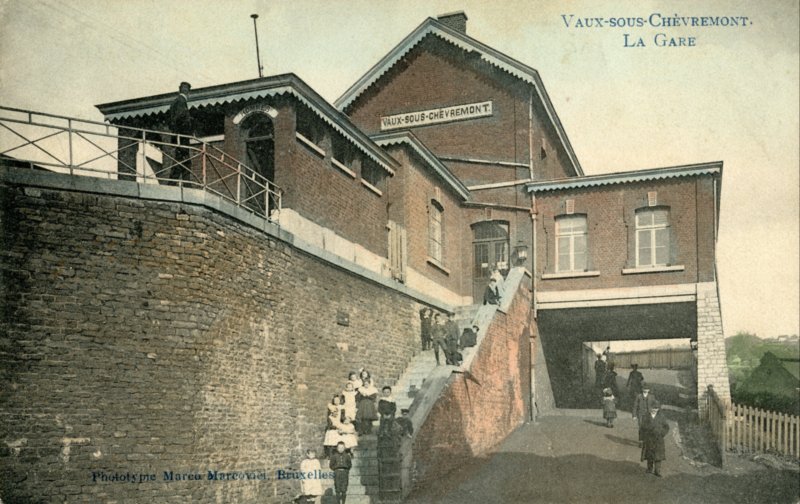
<box><xmin>406</xmin><ymin>412</ymin><xmax>799</xmax><ymax>504</ymax></box>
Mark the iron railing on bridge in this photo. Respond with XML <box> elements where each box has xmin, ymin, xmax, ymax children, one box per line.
<box><xmin>0</xmin><ymin>105</ymin><xmax>281</xmax><ymax>221</ymax></box>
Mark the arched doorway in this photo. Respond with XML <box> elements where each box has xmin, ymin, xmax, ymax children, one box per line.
<box><xmin>241</xmin><ymin>114</ymin><xmax>275</xmax><ymax>215</ymax></box>
<box><xmin>471</xmin><ymin>220</ymin><xmax>510</xmax><ymax>300</ymax></box>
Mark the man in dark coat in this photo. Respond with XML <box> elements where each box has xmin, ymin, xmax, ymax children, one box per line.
<box><xmin>640</xmin><ymin>403</ymin><xmax>669</xmax><ymax>476</ymax></box>
<box><xmin>594</xmin><ymin>354</ymin><xmax>606</xmax><ymax>390</ymax></box>
<box><xmin>168</xmin><ymin>81</ymin><xmax>194</xmax><ymax>182</ymax></box>
<box><xmin>483</xmin><ymin>278</ymin><xmax>501</xmax><ymax>305</ymax></box>
<box><xmin>419</xmin><ymin>307</ymin><xmax>432</xmax><ymax>351</ymax></box>
<box><xmin>603</xmin><ymin>363</ymin><xmax>619</xmax><ymax>398</ymax></box>
<box><xmin>444</xmin><ymin>313</ymin><xmax>460</xmax><ymax>365</ymax></box>
<box><xmin>627</xmin><ymin>364</ymin><xmax>645</xmax><ymax>402</ymax></box>
<box><xmin>329</xmin><ymin>442</ymin><xmax>352</xmax><ymax>504</ymax></box>
<box><xmin>632</xmin><ymin>385</ymin><xmax>658</xmax><ymax>446</ymax></box>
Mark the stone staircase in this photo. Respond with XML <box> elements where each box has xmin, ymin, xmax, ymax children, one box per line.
<box><xmin>393</xmin><ymin>305</ymin><xmax>481</xmax><ymax>412</ymax></box>
<box><xmin>319</xmin><ymin>433</ymin><xmax>378</xmax><ymax>504</ymax></box>
<box><xmin>316</xmin><ymin>303</ymin><xmax>492</xmax><ymax>503</ymax></box>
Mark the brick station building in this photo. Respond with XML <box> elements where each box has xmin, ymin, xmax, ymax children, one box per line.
<box><xmin>1</xmin><ymin>11</ymin><xmax>729</xmax><ymax>504</ymax></box>
<box><xmin>97</xmin><ymin>10</ymin><xmax>729</xmax><ymax>404</ymax></box>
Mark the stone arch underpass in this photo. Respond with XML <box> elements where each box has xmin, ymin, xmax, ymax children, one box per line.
<box><xmin>534</xmin><ymin>283</ymin><xmax>730</xmax><ymax>415</ymax></box>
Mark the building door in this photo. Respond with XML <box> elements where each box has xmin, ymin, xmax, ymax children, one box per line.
<box><xmin>242</xmin><ymin>114</ymin><xmax>275</xmax><ymax>216</ymax></box>
<box><xmin>472</xmin><ymin>221</ymin><xmax>510</xmax><ymax>301</ymax></box>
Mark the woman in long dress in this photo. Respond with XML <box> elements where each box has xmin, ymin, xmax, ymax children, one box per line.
<box><xmin>341</xmin><ymin>382</ymin><xmax>358</xmax><ymax>422</ymax></box>
<box><xmin>355</xmin><ymin>378</ymin><xmax>379</xmax><ymax>435</ymax></box>
<box><xmin>338</xmin><ymin>416</ymin><xmax>358</xmax><ymax>451</ymax></box>
<box><xmin>324</xmin><ymin>411</ymin><xmax>343</xmax><ymax>457</ymax></box>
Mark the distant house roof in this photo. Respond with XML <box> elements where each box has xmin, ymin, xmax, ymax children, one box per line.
<box><xmin>737</xmin><ymin>352</ymin><xmax>800</xmax><ymax>397</ymax></box>
<box><xmin>95</xmin><ymin>74</ymin><xmax>398</xmax><ymax>175</ymax></box>
<box><xmin>334</xmin><ymin>16</ymin><xmax>583</xmax><ymax>177</ymax></box>
<box><xmin>371</xmin><ymin>131</ymin><xmax>470</xmax><ymax>201</ymax></box>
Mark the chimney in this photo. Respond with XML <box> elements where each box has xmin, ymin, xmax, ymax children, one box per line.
<box><xmin>437</xmin><ymin>11</ymin><xmax>468</xmax><ymax>33</ymax></box>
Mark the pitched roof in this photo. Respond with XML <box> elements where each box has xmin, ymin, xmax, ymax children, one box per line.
<box><xmin>371</xmin><ymin>131</ymin><xmax>470</xmax><ymax>201</ymax></box>
<box><xmin>334</xmin><ymin>16</ymin><xmax>583</xmax><ymax>177</ymax></box>
<box><xmin>95</xmin><ymin>74</ymin><xmax>398</xmax><ymax>175</ymax></box>
<box><xmin>525</xmin><ymin>161</ymin><xmax>722</xmax><ymax>193</ymax></box>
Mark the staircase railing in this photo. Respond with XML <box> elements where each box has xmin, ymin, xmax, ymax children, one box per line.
<box><xmin>0</xmin><ymin>105</ymin><xmax>281</xmax><ymax>222</ymax></box>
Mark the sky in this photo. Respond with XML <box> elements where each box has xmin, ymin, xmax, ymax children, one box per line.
<box><xmin>1</xmin><ymin>0</ymin><xmax>798</xmax><ymax>338</ymax></box>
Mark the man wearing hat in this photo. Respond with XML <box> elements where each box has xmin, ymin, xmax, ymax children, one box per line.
<box><xmin>627</xmin><ymin>363</ymin><xmax>645</xmax><ymax>404</ymax></box>
<box><xmin>168</xmin><ymin>81</ymin><xmax>194</xmax><ymax>182</ymax></box>
<box><xmin>640</xmin><ymin>401</ymin><xmax>669</xmax><ymax>477</ymax></box>
<box><xmin>632</xmin><ymin>384</ymin><xmax>658</xmax><ymax>446</ymax></box>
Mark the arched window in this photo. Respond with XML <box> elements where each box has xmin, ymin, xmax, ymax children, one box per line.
<box><xmin>635</xmin><ymin>207</ymin><xmax>670</xmax><ymax>267</ymax></box>
<box><xmin>555</xmin><ymin>214</ymin><xmax>587</xmax><ymax>272</ymax></box>
<box><xmin>471</xmin><ymin>220</ymin><xmax>510</xmax><ymax>299</ymax></box>
<box><xmin>241</xmin><ymin>114</ymin><xmax>275</xmax><ymax>214</ymax></box>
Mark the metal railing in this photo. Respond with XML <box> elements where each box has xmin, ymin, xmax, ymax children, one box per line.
<box><xmin>0</xmin><ymin>105</ymin><xmax>281</xmax><ymax>221</ymax></box>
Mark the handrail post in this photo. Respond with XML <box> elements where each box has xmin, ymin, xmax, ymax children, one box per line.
<box><xmin>140</xmin><ymin>130</ymin><xmax>146</xmax><ymax>183</ymax></box>
<box><xmin>201</xmin><ymin>142</ymin><xmax>207</xmax><ymax>188</ymax></box>
<box><xmin>67</xmin><ymin>119</ymin><xmax>73</xmax><ymax>174</ymax></box>
<box><xmin>236</xmin><ymin>163</ymin><xmax>241</xmax><ymax>204</ymax></box>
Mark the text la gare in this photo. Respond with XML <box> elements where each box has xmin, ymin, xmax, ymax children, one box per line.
<box><xmin>625</xmin><ymin>33</ymin><xmax>696</xmax><ymax>47</ymax></box>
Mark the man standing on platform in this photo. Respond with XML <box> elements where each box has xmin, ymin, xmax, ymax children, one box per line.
<box><xmin>419</xmin><ymin>307</ymin><xmax>432</xmax><ymax>351</ymax></box>
<box><xmin>168</xmin><ymin>81</ymin><xmax>194</xmax><ymax>182</ymax></box>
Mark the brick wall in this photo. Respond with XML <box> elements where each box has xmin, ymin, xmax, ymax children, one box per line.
<box><xmin>346</xmin><ymin>37</ymin><xmax>575</xmax><ymax>181</ymax></box>
<box><xmin>0</xmin><ymin>180</ymin><xmax>425</xmax><ymax>503</ymax></box>
<box><xmin>409</xmin><ymin>278</ymin><xmax>532</xmax><ymax>488</ymax></box>
<box><xmin>534</xmin><ymin>176</ymin><xmax>717</xmax><ymax>291</ymax></box>
<box><xmin>387</xmin><ymin>146</ymin><xmax>465</xmax><ymax>295</ymax></box>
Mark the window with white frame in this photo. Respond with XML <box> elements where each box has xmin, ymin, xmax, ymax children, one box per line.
<box><xmin>428</xmin><ymin>200</ymin><xmax>444</xmax><ymax>264</ymax></box>
<box><xmin>556</xmin><ymin>214</ymin><xmax>587</xmax><ymax>272</ymax></box>
<box><xmin>635</xmin><ymin>207</ymin><xmax>670</xmax><ymax>267</ymax></box>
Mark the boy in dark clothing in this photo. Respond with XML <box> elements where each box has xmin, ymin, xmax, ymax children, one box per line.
<box><xmin>329</xmin><ymin>442</ymin><xmax>352</xmax><ymax>504</ymax></box>
<box><xmin>460</xmin><ymin>325</ymin><xmax>478</xmax><ymax>348</ymax></box>
<box><xmin>378</xmin><ymin>386</ymin><xmax>397</xmax><ymax>438</ymax></box>
<box><xmin>395</xmin><ymin>409</ymin><xmax>414</xmax><ymax>439</ymax></box>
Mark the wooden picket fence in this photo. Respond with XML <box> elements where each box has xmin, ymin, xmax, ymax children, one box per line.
<box><xmin>727</xmin><ymin>402</ymin><xmax>800</xmax><ymax>459</ymax></box>
<box><xmin>611</xmin><ymin>348</ymin><xmax>693</xmax><ymax>369</ymax></box>
<box><xmin>706</xmin><ymin>385</ymin><xmax>800</xmax><ymax>463</ymax></box>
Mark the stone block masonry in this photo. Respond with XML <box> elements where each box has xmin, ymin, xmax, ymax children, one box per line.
<box><xmin>0</xmin><ymin>178</ymin><xmax>428</xmax><ymax>503</ymax></box>
<box><xmin>696</xmin><ymin>281</ymin><xmax>731</xmax><ymax>415</ymax></box>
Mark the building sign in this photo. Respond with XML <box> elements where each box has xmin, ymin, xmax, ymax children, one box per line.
<box><xmin>232</xmin><ymin>104</ymin><xmax>279</xmax><ymax>125</ymax></box>
<box><xmin>380</xmin><ymin>101</ymin><xmax>493</xmax><ymax>131</ymax></box>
